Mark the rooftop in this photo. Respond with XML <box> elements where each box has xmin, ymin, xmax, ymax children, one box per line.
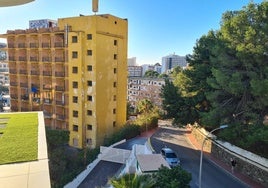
<box><xmin>136</xmin><ymin>154</ymin><xmax>170</xmax><ymax>173</ymax></box>
<box><xmin>0</xmin><ymin>112</ymin><xmax>50</xmax><ymax>188</ymax></box>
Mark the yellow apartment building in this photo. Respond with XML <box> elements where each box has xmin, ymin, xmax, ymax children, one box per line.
<box><xmin>0</xmin><ymin>14</ymin><xmax>128</xmax><ymax>148</ymax></box>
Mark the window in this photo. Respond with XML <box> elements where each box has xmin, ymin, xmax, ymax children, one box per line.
<box><xmin>87</xmin><ymin>34</ymin><xmax>92</xmax><ymax>40</ymax></box>
<box><xmin>72</xmin><ymin>67</ymin><xmax>78</xmax><ymax>73</ymax></box>
<box><xmin>86</xmin><ymin>138</ymin><xmax>92</xmax><ymax>145</ymax></box>
<box><xmin>73</xmin><ymin>110</ymin><xmax>78</xmax><ymax>117</ymax></box>
<box><xmin>113</xmin><ymin>95</ymin><xmax>116</xmax><ymax>101</ymax></box>
<box><xmin>114</xmin><ymin>68</ymin><xmax>117</xmax><ymax>74</ymax></box>
<box><xmin>114</xmin><ymin>54</ymin><xmax>117</xmax><ymax>60</ymax></box>
<box><xmin>87</xmin><ymin>110</ymin><xmax>92</xmax><ymax>116</ymax></box>
<box><xmin>113</xmin><ymin>109</ymin><xmax>116</xmax><ymax>114</ymax></box>
<box><xmin>73</xmin><ymin>81</ymin><xmax>78</xmax><ymax>88</ymax></box>
<box><xmin>72</xmin><ymin>36</ymin><xmax>78</xmax><ymax>43</ymax></box>
<box><xmin>72</xmin><ymin>51</ymin><xmax>78</xmax><ymax>58</ymax></box>
<box><xmin>87</xmin><ymin>124</ymin><xmax>92</xmax><ymax>130</ymax></box>
<box><xmin>113</xmin><ymin>121</ymin><xmax>116</xmax><ymax>127</ymax></box>
<box><xmin>87</xmin><ymin>65</ymin><xmax>92</xmax><ymax>71</ymax></box>
<box><xmin>87</xmin><ymin>50</ymin><xmax>92</xmax><ymax>56</ymax></box>
<box><xmin>73</xmin><ymin>125</ymin><xmax>78</xmax><ymax>132</ymax></box>
<box><xmin>73</xmin><ymin>96</ymin><xmax>78</xmax><ymax>103</ymax></box>
<box><xmin>87</xmin><ymin>95</ymin><xmax>92</xmax><ymax>101</ymax></box>
<box><xmin>114</xmin><ymin>40</ymin><xmax>117</xmax><ymax>46</ymax></box>
<box><xmin>87</xmin><ymin>80</ymin><xmax>92</xmax><ymax>86</ymax></box>
<box><xmin>113</xmin><ymin>82</ymin><xmax>117</xmax><ymax>87</ymax></box>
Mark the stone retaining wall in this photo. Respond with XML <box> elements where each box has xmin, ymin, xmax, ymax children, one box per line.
<box><xmin>190</xmin><ymin>126</ymin><xmax>268</xmax><ymax>187</ymax></box>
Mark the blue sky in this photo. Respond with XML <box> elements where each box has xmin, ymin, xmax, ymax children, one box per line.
<box><xmin>0</xmin><ymin>0</ymin><xmax>264</xmax><ymax>64</ymax></box>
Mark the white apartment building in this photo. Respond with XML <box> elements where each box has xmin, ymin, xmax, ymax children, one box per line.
<box><xmin>127</xmin><ymin>77</ymin><xmax>165</xmax><ymax>108</ymax></box>
<box><xmin>161</xmin><ymin>54</ymin><xmax>187</xmax><ymax>73</ymax></box>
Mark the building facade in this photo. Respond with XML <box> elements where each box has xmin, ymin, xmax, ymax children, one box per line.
<box><xmin>127</xmin><ymin>77</ymin><xmax>165</xmax><ymax>109</ymax></box>
<box><xmin>0</xmin><ymin>14</ymin><xmax>128</xmax><ymax>149</ymax></box>
<box><xmin>128</xmin><ymin>66</ymin><xmax>142</xmax><ymax>77</ymax></box>
<box><xmin>161</xmin><ymin>54</ymin><xmax>187</xmax><ymax>73</ymax></box>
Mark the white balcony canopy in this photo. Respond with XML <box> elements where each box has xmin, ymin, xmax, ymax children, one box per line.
<box><xmin>0</xmin><ymin>0</ymin><xmax>34</xmax><ymax>7</ymax></box>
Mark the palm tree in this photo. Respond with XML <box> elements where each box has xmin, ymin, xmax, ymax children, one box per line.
<box><xmin>110</xmin><ymin>173</ymin><xmax>155</xmax><ymax>188</ymax></box>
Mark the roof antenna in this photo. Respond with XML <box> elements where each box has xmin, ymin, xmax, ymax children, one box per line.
<box><xmin>92</xmin><ymin>0</ymin><xmax>99</xmax><ymax>14</ymax></box>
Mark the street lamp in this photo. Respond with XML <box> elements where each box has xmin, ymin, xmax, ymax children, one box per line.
<box><xmin>198</xmin><ymin>124</ymin><xmax>228</xmax><ymax>188</ymax></box>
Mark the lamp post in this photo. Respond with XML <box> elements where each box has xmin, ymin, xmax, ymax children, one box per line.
<box><xmin>198</xmin><ymin>124</ymin><xmax>228</xmax><ymax>188</ymax></box>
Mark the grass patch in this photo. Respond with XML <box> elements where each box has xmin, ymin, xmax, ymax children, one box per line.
<box><xmin>0</xmin><ymin>113</ymin><xmax>38</xmax><ymax>165</ymax></box>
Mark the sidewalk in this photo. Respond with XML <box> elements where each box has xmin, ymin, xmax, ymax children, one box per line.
<box><xmin>185</xmin><ymin>128</ymin><xmax>265</xmax><ymax>188</ymax></box>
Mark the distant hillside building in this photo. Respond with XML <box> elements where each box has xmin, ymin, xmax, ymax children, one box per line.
<box><xmin>127</xmin><ymin>57</ymin><xmax>137</xmax><ymax>66</ymax></box>
<box><xmin>0</xmin><ymin>14</ymin><xmax>128</xmax><ymax>149</ymax></box>
<box><xmin>128</xmin><ymin>66</ymin><xmax>142</xmax><ymax>77</ymax></box>
<box><xmin>127</xmin><ymin>77</ymin><xmax>165</xmax><ymax>109</ymax></box>
<box><xmin>161</xmin><ymin>54</ymin><xmax>187</xmax><ymax>73</ymax></box>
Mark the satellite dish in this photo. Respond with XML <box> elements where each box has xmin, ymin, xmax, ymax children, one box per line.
<box><xmin>0</xmin><ymin>0</ymin><xmax>34</xmax><ymax>7</ymax></box>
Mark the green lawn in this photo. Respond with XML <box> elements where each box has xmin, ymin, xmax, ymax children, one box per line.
<box><xmin>0</xmin><ymin>113</ymin><xmax>38</xmax><ymax>165</ymax></box>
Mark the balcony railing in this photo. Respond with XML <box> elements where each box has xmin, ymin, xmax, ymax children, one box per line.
<box><xmin>10</xmin><ymin>94</ymin><xmax>18</xmax><ymax>99</ymax></box>
<box><xmin>10</xmin><ymin>82</ymin><xmax>18</xmax><ymax>86</ymax></box>
<box><xmin>44</xmin><ymin>98</ymin><xmax>52</xmax><ymax>104</ymax></box>
<box><xmin>55</xmin><ymin>57</ymin><xmax>65</xmax><ymax>62</ymax></box>
<box><xmin>8</xmin><ymin>44</ymin><xmax>15</xmax><ymax>48</ymax></box>
<box><xmin>54</xmin><ymin>42</ymin><xmax>64</xmax><ymax>48</ymax></box>
<box><xmin>43</xmin><ymin>85</ymin><xmax>52</xmax><ymax>90</ymax></box>
<box><xmin>42</xmin><ymin>43</ymin><xmax>50</xmax><ymax>48</ymax></box>
<box><xmin>43</xmin><ymin>71</ymin><xmax>52</xmax><ymax>76</ymax></box>
<box><xmin>42</xmin><ymin>57</ymin><xmax>51</xmax><ymax>62</ymax></box>
<box><xmin>55</xmin><ymin>86</ymin><xmax>65</xmax><ymax>91</ymax></box>
<box><xmin>55</xmin><ymin>72</ymin><xmax>65</xmax><ymax>77</ymax></box>
<box><xmin>18</xmin><ymin>56</ymin><xmax>27</xmax><ymax>62</ymax></box>
<box><xmin>56</xmin><ymin>100</ymin><xmax>65</xmax><ymax>105</ymax></box>
<box><xmin>11</xmin><ymin>106</ymin><xmax>18</xmax><ymax>111</ymax></box>
<box><xmin>9</xmin><ymin>69</ymin><xmax>17</xmax><ymax>74</ymax></box>
<box><xmin>18</xmin><ymin>43</ymin><xmax>26</xmax><ymax>48</ymax></box>
<box><xmin>20</xmin><ymin>83</ymin><xmax>28</xmax><ymax>88</ymax></box>
<box><xmin>8</xmin><ymin>56</ymin><xmax>16</xmax><ymax>61</ymax></box>
<box><xmin>44</xmin><ymin>112</ymin><xmax>53</xmax><ymax>118</ymax></box>
<box><xmin>30</xmin><ymin>57</ymin><xmax>38</xmax><ymax>62</ymax></box>
<box><xmin>21</xmin><ymin>95</ymin><xmax>29</xmax><ymax>100</ymax></box>
<box><xmin>31</xmin><ymin>70</ymin><xmax>40</xmax><ymax>75</ymax></box>
<box><xmin>29</xmin><ymin>43</ymin><xmax>38</xmax><ymax>48</ymax></box>
<box><xmin>19</xmin><ymin>70</ymin><xmax>27</xmax><ymax>74</ymax></box>
<box><xmin>56</xmin><ymin>114</ymin><xmax>65</xmax><ymax>120</ymax></box>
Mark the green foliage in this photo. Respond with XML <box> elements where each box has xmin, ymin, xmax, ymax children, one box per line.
<box><xmin>144</xmin><ymin>70</ymin><xmax>159</xmax><ymax>78</ymax></box>
<box><xmin>104</xmin><ymin>124</ymin><xmax>141</xmax><ymax>146</ymax></box>
<box><xmin>110</xmin><ymin>173</ymin><xmax>155</xmax><ymax>188</ymax></box>
<box><xmin>46</xmin><ymin>129</ymin><xmax>99</xmax><ymax>188</ymax></box>
<box><xmin>136</xmin><ymin>99</ymin><xmax>154</xmax><ymax>114</ymax></box>
<box><xmin>0</xmin><ymin>113</ymin><xmax>38</xmax><ymax>164</ymax></box>
<box><xmin>152</xmin><ymin>166</ymin><xmax>191</xmax><ymax>188</ymax></box>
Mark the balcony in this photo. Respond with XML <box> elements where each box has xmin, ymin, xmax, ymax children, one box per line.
<box><xmin>42</xmin><ymin>43</ymin><xmax>50</xmax><ymax>48</ymax></box>
<box><xmin>55</xmin><ymin>57</ymin><xmax>65</xmax><ymax>62</ymax></box>
<box><xmin>19</xmin><ymin>69</ymin><xmax>27</xmax><ymax>74</ymax></box>
<box><xmin>8</xmin><ymin>56</ymin><xmax>16</xmax><ymax>61</ymax></box>
<box><xmin>20</xmin><ymin>83</ymin><xmax>28</xmax><ymax>88</ymax></box>
<box><xmin>10</xmin><ymin>94</ymin><xmax>18</xmax><ymax>99</ymax></box>
<box><xmin>42</xmin><ymin>57</ymin><xmax>51</xmax><ymax>62</ymax></box>
<box><xmin>55</xmin><ymin>86</ymin><xmax>65</xmax><ymax>91</ymax></box>
<box><xmin>43</xmin><ymin>85</ymin><xmax>52</xmax><ymax>90</ymax></box>
<box><xmin>56</xmin><ymin>114</ymin><xmax>65</xmax><ymax>120</ymax></box>
<box><xmin>55</xmin><ymin>72</ymin><xmax>65</xmax><ymax>77</ymax></box>
<box><xmin>56</xmin><ymin>100</ymin><xmax>65</xmax><ymax>106</ymax></box>
<box><xmin>43</xmin><ymin>112</ymin><xmax>53</xmax><ymax>118</ymax></box>
<box><xmin>54</xmin><ymin>42</ymin><xmax>64</xmax><ymax>48</ymax></box>
<box><xmin>31</xmin><ymin>70</ymin><xmax>40</xmax><ymax>75</ymax></box>
<box><xmin>9</xmin><ymin>69</ymin><xmax>17</xmax><ymax>74</ymax></box>
<box><xmin>8</xmin><ymin>44</ymin><xmax>15</xmax><ymax>48</ymax></box>
<box><xmin>11</xmin><ymin>106</ymin><xmax>18</xmax><ymax>111</ymax></box>
<box><xmin>44</xmin><ymin>98</ymin><xmax>52</xmax><ymax>104</ymax></box>
<box><xmin>18</xmin><ymin>56</ymin><xmax>27</xmax><ymax>62</ymax></box>
<box><xmin>18</xmin><ymin>43</ymin><xmax>26</xmax><ymax>48</ymax></box>
<box><xmin>30</xmin><ymin>56</ymin><xmax>39</xmax><ymax>62</ymax></box>
<box><xmin>21</xmin><ymin>95</ymin><xmax>29</xmax><ymax>101</ymax></box>
<box><xmin>29</xmin><ymin>43</ymin><xmax>38</xmax><ymax>48</ymax></box>
<box><xmin>21</xmin><ymin>107</ymin><xmax>29</xmax><ymax>112</ymax></box>
<box><xmin>43</xmin><ymin>71</ymin><xmax>52</xmax><ymax>76</ymax></box>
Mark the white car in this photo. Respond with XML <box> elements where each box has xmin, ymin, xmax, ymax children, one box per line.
<box><xmin>161</xmin><ymin>147</ymin><xmax>180</xmax><ymax>167</ymax></box>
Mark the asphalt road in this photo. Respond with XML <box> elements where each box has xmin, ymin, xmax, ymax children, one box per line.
<box><xmin>150</xmin><ymin>126</ymin><xmax>249</xmax><ymax>188</ymax></box>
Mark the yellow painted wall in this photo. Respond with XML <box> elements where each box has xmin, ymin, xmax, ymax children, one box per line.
<box><xmin>58</xmin><ymin>14</ymin><xmax>127</xmax><ymax>148</ymax></box>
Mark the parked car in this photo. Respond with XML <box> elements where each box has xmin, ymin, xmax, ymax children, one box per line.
<box><xmin>161</xmin><ymin>147</ymin><xmax>180</xmax><ymax>167</ymax></box>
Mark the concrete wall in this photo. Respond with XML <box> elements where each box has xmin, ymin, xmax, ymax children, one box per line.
<box><xmin>190</xmin><ymin>126</ymin><xmax>268</xmax><ymax>187</ymax></box>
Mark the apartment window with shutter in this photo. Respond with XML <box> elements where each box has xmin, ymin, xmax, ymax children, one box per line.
<box><xmin>113</xmin><ymin>121</ymin><xmax>116</xmax><ymax>127</ymax></box>
<box><xmin>87</xmin><ymin>95</ymin><xmax>92</xmax><ymax>101</ymax></box>
<box><xmin>114</xmin><ymin>54</ymin><xmax>117</xmax><ymax>60</ymax></box>
<box><xmin>113</xmin><ymin>82</ymin><xmax>116</xmax><ymax>88</ymax></box>
<box><xmin>73</xmin><ymin>111</ymin><xmax>78</xmax><ymax>117</ymax></box>
<box><xmin>114</xmin><ymin>68</ymin><xmax>117</xmax><ymax>74</ymax></box>
<box><xmin>113</xmin><ymin>109</ymin><xmax>116</xmax><ymax>114</ymax></box>
<box><xmin>114</xmin><ymin>40</ymin><xmax>117</xmax><ymax>46</ymax></box>
<box><xmin>87</xmin><ymin>124</ymin><xmax>92</xmax><ymax>130</ymax></box>
<box><xmin>87</xmin><ymin>110</ymin><xmax>92</xmax><ymax>116</ymax></box>
<box><xmin>87</xmin><ymin>80</ymin><xmax>92</xmax><ymax>86</ymax></box>
<box><xmin>87</xmin><ymin>50</ymin><xmax>92</xmax><ymax>56</ymax></box>
<box><xmin>87</xmin><ymin>34</ymin><xmax>92</xmax><ymax>40</ymax></box>
<box><xmin>73</xmin><ymin>96</ymin><xmax>78</xmax><ymax>103</ymax></box>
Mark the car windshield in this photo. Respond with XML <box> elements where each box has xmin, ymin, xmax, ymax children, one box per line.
<box><xmin>166</xmin><ymin>152</ymin><xmax>177</xmax><ymax>158</ymax></box>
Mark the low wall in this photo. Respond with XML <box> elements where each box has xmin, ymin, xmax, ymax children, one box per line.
<box><xmin>190</xmin><ymin>126</ymin><xmax>268</xmax><ymax>187</ymax></box>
